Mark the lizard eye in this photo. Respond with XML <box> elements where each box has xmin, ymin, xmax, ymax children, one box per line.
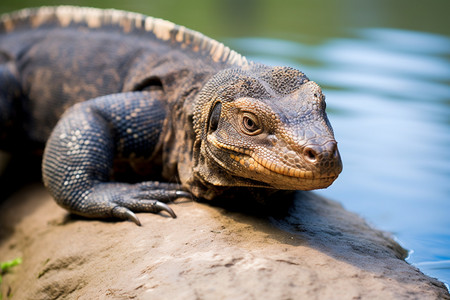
<box><xmin>242</xmin><ymin>112</ymin><xmax>262</xmax><ymax>135</ymax></box>
<box><xmin>209</xmin><ymin>102</ymin><xmax>222</xmax><ymax>132</ymax></box>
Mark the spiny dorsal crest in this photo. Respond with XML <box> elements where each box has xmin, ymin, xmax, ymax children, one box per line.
<box><xmin>0</xmin><ymin>6</ymin><xmax>249</xmax><ymax>67</ymax></box>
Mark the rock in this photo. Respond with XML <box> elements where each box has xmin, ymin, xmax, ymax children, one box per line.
<box><xmin>1</xmin><ymin>185</ymin><xmax>449</xmax><ymax>299</ymax></box>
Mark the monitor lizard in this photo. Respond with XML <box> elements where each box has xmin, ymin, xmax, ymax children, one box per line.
<box><xmin>0</xmin><ymin>6</ymin><xmax>342</xmax><ymax>225</ymax></box>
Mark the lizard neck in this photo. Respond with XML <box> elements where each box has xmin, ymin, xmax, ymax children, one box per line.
<box><xmin>160</xmin><ymin>68</ymin><xmax>218</xmax><ymax>192</ymax></box>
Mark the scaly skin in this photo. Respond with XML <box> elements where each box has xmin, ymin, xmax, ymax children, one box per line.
<box><xmin>0</xmin><ymin>6</ymin><xmax>342</xmax><ymax>225</ymax></box>
<box><xmin>191</xmin><ymin>66</ymin><xmax>341</xmax><ymax>198</ymax></box>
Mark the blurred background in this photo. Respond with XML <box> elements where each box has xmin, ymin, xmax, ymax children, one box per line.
<box><xmin>1</xmin><ymin>0</ymin><xmax>449</xmax><ymax>288</ymax></box>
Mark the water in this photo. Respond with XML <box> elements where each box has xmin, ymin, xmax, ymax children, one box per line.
<box><xmin>227</xmin><ymin>28</ymin><xmax>450</xmax><ymax>286</ymax></box>
<box><xmin>1</xmin><ymin>0</ymin><xmax>449</xmax><ymax>288</ymax></box>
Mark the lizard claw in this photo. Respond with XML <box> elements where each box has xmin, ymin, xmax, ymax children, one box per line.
<box><xmin>155</xmin><ymin>201</ymin><xmax>177</xmax><ymax>218</ymax></box>
<box><xmin>112</xmin><ymin>206</ymin><xmax>142</xmax><ymax>226</ymax></box>
<box><xmin>112</xmin><ymin>200</ymin><xmax>176</xmax><ymax>226</ymax></box>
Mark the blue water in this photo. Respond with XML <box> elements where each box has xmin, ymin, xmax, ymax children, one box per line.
<box><xmin>228</xmin><ymin>28</ymin><xmax>450</xmax><ymax>287</ymax></box>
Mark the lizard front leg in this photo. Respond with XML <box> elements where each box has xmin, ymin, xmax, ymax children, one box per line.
<box><xmin>42</xmin><ymin>91</ymin><xmax>189</xmax><ymax>225</ymax></box>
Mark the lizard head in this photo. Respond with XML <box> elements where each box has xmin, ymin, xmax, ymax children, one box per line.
<box><xmin>192</xmin><ymin>65</ymin><xmax>342</xmax><ymax>197</ymax></box>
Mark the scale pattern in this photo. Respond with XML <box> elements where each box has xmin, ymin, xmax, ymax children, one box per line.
<box><xmin>0</xmin><ymin>6</ymin><xmax>342</xmax><ymax>224</ymax></box>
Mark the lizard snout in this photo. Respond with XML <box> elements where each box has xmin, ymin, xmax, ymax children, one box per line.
<box><xmin>303</xmin><ymin>140</ymin><xmax>342</xmax><ymax>176</ymax></box>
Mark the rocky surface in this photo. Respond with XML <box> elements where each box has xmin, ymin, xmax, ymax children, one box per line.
<box><xmin>1</xmin><ymin>184</ymin><xmax>449</xmax><ymax>299</ymax></box>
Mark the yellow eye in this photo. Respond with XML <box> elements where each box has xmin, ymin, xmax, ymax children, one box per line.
<box><xmin>242</xmin><ymin>113</ymin><xmax>262</xmax><ymax>135</ymax></box>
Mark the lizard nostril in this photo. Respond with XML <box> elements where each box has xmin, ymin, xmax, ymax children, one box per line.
<box><xmin>304</xmin><ymin>147</ymin><xmax>318</xmax><ymax>162</ymax></box>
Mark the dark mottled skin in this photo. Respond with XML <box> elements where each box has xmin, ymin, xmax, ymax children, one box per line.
<box><xmin>0</xmin><ymin>7</ymin><xmax>342</xmax><ymax>225</ymax></box>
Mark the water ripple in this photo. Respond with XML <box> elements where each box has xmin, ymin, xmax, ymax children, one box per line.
<box><xmin>228</xmin><ymin>28</ymin><xmax>450</xmax><ymax>286</ymax></box>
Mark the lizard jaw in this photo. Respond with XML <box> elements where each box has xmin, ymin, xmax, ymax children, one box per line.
<box><xmin>206</xmin><ymin>134</ymin><xmax>340</xmax><ymax>190</ymax></box>
<box><xmin>228</xmin><ymin>152</ymin><xmax>316</xmax><ymax>180</ymax></box>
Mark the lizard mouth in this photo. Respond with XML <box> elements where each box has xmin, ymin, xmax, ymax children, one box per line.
<box><xmin>228</xmin><ymin>152</ymin><xmax>339</xmax><ymax>183</ymax></box>
<box><xmin>207</xmin><ymin>135</ymin><xmax>339</xmax><ymax>182</ymax></box>
<box><xmin>229</xmin><ymin>152</ymin><xmax>316</xmax><ymax>179</ymax></box>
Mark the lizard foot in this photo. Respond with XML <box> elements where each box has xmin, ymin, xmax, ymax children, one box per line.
<box><xmin>74</xmin><ymin>182</ymin><xmax>192</xmax><ymax>226</ymax></box>
<box><xmin>110</xmin><ymin>182</ymin><xmax>192</xmax><ymax>225</ymax></box>
<box><xmin>112</xmin><ymin>200</ymin><xmax>176</xmax><ymax>226</ymax></box>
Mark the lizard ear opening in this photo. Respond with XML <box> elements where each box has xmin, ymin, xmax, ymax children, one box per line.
<box><xmin>134</xmin><ymin>76</ymin><xmax>164</xmax><ymax>92</ymax></box>
<box><xmin>208</xmin><ymin>102</ymin><xmax>222</xmax><ymax>132</ymax></box>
